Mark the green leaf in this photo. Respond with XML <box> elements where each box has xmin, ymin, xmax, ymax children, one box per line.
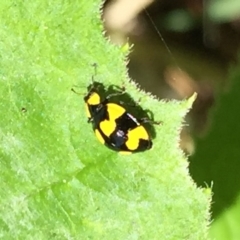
<box><xmin>0</xmin><ymin>0</ymin><xmax>210</xmax><ymax>239</ymax></box>
<box><xmin>209</xmin><ymin>195</ymin><xmax>240</xmax><ymax>239</ymax></box>
<box><xmin>190</xmin><ymin>63</ymin><xmax>240</xmax><ymax>238</ymax></box>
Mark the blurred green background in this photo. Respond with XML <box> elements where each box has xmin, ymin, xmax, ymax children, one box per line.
<box><xmin>103</xmin><ymin>0</ymin><xmax>240</xmax><ymax>239</ymax></box>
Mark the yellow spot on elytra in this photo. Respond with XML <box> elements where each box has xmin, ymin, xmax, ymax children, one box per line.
<box><xmin>107</xmin><ymin>103</ymin><xmax>126</xmax><ymax>120</ymax></box>
<box><xmin>100</xmin><ymin>103</ymin><xmax>126</xmax><ymax>136</ymax></box>
<box><xmin>100</xmin><ymin>120</ymin><xmax>116</xmax><ymax>137</ymax></box>
<box><xmin>125</xmin><ymin>126</ymin><xmax>149</xmax><ymax>150</ymax></box>
<box><xmin>87</xmin><ymin>92</ymin><xmax>101</xmax><ymax>105</ymax></box>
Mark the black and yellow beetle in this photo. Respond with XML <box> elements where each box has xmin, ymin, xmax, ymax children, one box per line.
<box><xmin>79</xmin><ymin>80</ymin><xmax>160</xmax><ymax>154</ymax></box>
